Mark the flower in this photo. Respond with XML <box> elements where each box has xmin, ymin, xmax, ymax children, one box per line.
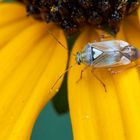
<box><xmin>68</xmin><ymin>10</ymin><xmax>140</xmax><ymax>140</ymax></box>
<box><xmin>0</xmin><ymin>2</ymin><xmax>68</xmax><ymax>139</ymax></box>
<box><xmin>0</xmin><ymin>1</ymin><xmax>140</xmax><ymax>140</ymax></box>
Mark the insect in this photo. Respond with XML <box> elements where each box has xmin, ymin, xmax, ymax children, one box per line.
<box><xmin>48</xmin><ymin>31</ymin><xmax>140</xmax><ymax>92</ymax></box>
<box><xmin>75</xmin><ymin>40</ymin><xmax>140</xmax><ymax>91</ymax></box>
<box><xmin>76</xmin><ymin>40</ymin><xmax>140</xmax><ymax>68</ymax></box>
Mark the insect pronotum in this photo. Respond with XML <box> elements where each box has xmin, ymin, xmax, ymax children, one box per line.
<box><xmin>48</xmin><ymin>30</ymin><xmax>140</xmax><ymax>92</ymax></box>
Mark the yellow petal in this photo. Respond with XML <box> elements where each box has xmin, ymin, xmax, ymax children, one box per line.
<box><xmin>0</xmin><ymin>17</ymin><xmax>36</xmax><ymax>46</ymax></box>
<box><xmin>0</xmin><ymin>4</ymin><xmax>68</xmax><ymax>139</ymax></box>
<box><xmin>116</xmin><ymin>24</ymin><xmax>126</xmax><ymax>40</ymax></box>
<box><xmin>113</xmin><ymin>9</ymin><xmax>140</xmax><ymax>139</ymax></box>
<box><xmin>0</xmin><ymin>3</ymin><xmax>27</xmax><ymax>26</ymax></box>
<box><xmin>68</xmin><ymin>27</ymin><xmax>140</xmax><ymax>140</ymax></box>
<box><xmin>112</xmin><ymin>69</ymin><xmax>140</xmax><ymax>140</ymax></box>
<box><xmin>138</xmin><ymin>7</ymin><xmax>140</xmax><ymax>21</ymax></box>
<box><xmin>122</xmin><ymin>13</ymin><xmax>140</xmax><ymax>49</ymax></box>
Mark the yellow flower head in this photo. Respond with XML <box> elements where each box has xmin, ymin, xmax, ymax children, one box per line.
<box><xmin>0</xmin><ymin>1</ymin><xmax>140</xmax><ymax>140</ymax></box>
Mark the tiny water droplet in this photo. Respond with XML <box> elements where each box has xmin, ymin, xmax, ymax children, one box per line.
<box><xmin>55</xmin><ymin>88</ymin><xmax>59</xmax><ymax>93</ymax></box>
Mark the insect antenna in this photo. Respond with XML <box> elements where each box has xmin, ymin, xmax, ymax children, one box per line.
<box><xmin>46</xmin><ymin>30</ymin><xmax>76</xmax><ymax>57</ymax></box>
<box><xmin>49</xmin><ymin>62</ymin><xmax>77</xmax><ymax>92</ymax></box>
<box><xmin>46</xmin><ymin>29</ymin><xmax>77</xmax><ymax>92</ymax></box>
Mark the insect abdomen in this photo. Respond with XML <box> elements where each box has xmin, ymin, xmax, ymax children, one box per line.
<box><xmin>121</xmin><ymin>46</ymin><xmax>140</xmax><ymax>61</ymax></box>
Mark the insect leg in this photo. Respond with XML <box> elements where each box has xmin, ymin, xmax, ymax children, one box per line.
<box><xmin>76</xmin><ymin>65</ymin><xmax>89</xmax><ymax>83</ymax></box>
<box><xmin>108</xmin><ymin>63</ymin><xmax>139</xmax><ymax>74</ymax></box>
<box><xmin>100</xmin><ymin>31</ymin><xmax>113</xmax><ymax>41</ymax></box>
<box><xmin>100</xmin><ymin>31</ymin><xmax>105</xmax><ymax>41</ymax></box>
<box><xmin>91</xmin><ymin>69</ymin><xmax>107</xmax><ymax>92</ymax></box>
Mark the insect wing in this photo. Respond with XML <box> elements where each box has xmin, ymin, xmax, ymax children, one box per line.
<box><xmin>91</xmin><ymin>40</ymin><xmax>129</xmax><ymax>52</ymax></box>
<box><xmin>93</xmin><ymin>51</ymin><xmax>131</xmax><ymax>68</ymax></box>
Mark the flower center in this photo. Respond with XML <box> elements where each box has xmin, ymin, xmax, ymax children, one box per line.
<box><xmin>23</xmin><ymin>0</ymin><xmax>139</xmax><ymax>35</ymax></box>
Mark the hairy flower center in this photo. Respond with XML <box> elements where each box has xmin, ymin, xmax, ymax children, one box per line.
<box><xmin>22</xmin><ymin>0</ymin><xmax>139</xmax><ymax>35</ymax></box>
